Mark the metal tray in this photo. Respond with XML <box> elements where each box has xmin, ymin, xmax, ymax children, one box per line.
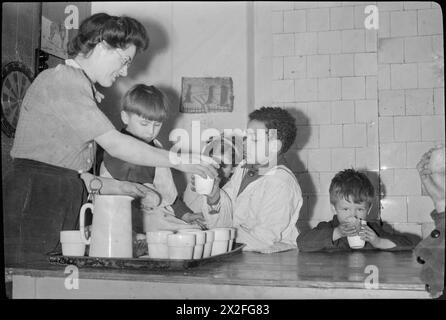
<box><xmin>48</xmin><ymin>243</ymin><xmax>245</xmax><ymax>271</ymax></box>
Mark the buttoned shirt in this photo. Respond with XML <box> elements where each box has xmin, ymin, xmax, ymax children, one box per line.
<box><xmin>11</xmin><ymin>60</ymin><xmax>115</xmax><ymax>172</ymax></box>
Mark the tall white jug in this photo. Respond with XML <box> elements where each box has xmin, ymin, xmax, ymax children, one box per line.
<box><xmin>79</xmin><ymin>195</ymin><xmax>134</xmax><ymax>258</ymax></box>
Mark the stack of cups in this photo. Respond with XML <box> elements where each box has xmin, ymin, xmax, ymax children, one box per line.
<box><xmin>60</xmin><ymin>231</ymin><xmax>86</xmax><ymax>256</ymax></box>
<box><xmin>202</xmin><ymin>230</ymin><xmax>215</xmax><ymax>258</ymax></box>
<box><xmin>178</xmin><ymin>229</ymin><xmax>206</xmax><ymax>259</ymax></box>
<box><xmin>167</xmin><ymin>233</ymin><xmax>196</xmax><ymax>259</ymax></box>
<box><xmin>146</xmin><ymin>231</ymin><xmax>173</xmax><ymax>259</ymax></box>
<box><xmin>213</xmin><ymin>227</ymin><xmax>236</xmax><ymax>251</ymax></box>
<box><xmin>210</xmin><ymin>228</ymin><xmax>230</xmax><ymax>256</ymax></box>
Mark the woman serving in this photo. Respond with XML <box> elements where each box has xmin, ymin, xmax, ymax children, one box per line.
<box><xmin>3</xmin><ymin>13</ymin><xmax>217</xmax><ymax>264</ymax></box>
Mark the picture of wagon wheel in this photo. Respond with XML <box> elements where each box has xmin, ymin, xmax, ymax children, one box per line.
<box><xmin>1</xmin><ymin>61</ymin><xmax>34</xmax><ymax>138</ymax></box>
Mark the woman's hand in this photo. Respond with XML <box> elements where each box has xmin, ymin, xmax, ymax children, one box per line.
<box><xmin>417</xmin><ymin>146</ymin><xmax>445</xmax><ymax>212</ymax></box>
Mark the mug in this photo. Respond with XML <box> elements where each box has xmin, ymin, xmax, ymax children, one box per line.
<box><xmin>194</xmin><ymin>174</ymin><xmax>215</xmax><ymax>195</ymax></box>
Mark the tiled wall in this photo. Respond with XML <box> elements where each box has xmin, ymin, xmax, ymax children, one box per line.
<box><xmin>376</xmin><ymin>1</ymin><xmax>444</xmax><ymax>238</ymax></box>
<box><xmin>265</xmin><ymin>1</ymin><xmax>444</xmax><ymax>238</ymax></box>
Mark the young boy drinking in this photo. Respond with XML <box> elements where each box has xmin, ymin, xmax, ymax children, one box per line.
<box><xmin>100</xmin><ymin>84</ymin><xmax>200</xmax><ymax>233</ymax></box>
<box><xmin>297</xmin><ymin>169</ymin><xmax>414</xmax><ymax>252</ymax></box>
<box><xmin>190</xmin><ymin>107</ymin><xmax>303</xmax><ymax>253</ymax></box>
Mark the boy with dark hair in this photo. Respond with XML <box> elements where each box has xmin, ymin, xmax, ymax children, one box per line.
<box><xmin>191</xmin><ymin>107</ymin><xmax>303</xmax><ymax>253</ymax></box>
<box><xmin>297</xmin><ymin>169</ymin><xmax>414</xmax><ymax>252</ymax></box>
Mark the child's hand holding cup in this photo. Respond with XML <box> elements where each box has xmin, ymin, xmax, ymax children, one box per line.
<box><xmin>348</xmin><ymin>219</ymin><xmax>367</xmax><ymax>249</ymax></box>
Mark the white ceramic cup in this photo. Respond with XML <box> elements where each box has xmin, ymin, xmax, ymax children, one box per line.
<box><xmin>202</xmin><ymin>230</ymin><xmax>215</xmax><ymax>258</ymax></box>
<box><xmin>194</xmin><ymin>174</ymin><xmax>215</xmax><ymax>195</ymax></box>
<box><xmin>347</xmin><ymin>235</ymin><xmax>365</xmax><ymax>249</ymax></box>
<box><xmin>60</xmin><ymin>231</ymin><xmax>86</xmax><ymax>256</ymax></box>
<box><xmin>167</xmin><ymin>233</ymin><xmax>196</xmax><ymax>259</ymax></box>
<box><xmin>179</xmin><ymin>230</ymin><xmax>206</xmax><ymax>259</ymax></box>
<box><xmin>146</xmin><ymin>231</ymin><xmax>173</xmax><ymax>259</ymax></box>
<box><xmin>213</xmin><ymin>227</ymin><xmax>236</xmax><ymax>251</ymax></box>
<box><xmin>210</xmin><ymin>228</ymin><xmax>230</xmax><ymax>256</ymax></box>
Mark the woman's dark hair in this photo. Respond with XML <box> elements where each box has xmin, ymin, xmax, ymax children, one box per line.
<box><xmin>248</xmin><ymin>107</ymin><xmax>297</xmax><ymax>154</ymax></box>
<box><xmin>68</xmin><ymin>13</ymin><xmax>149</xmax><ymax>56</ymax></box>
<box><xmin>329</xmin><ymin>169</ymin><xmax>375</xmax><ymax>206</ymax></box>
<box><xmin>121</xmin><ymin>84</ymin><xmax>168</xmax><ymax>122</ymax></box>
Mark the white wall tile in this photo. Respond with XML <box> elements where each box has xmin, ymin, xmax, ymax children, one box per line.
<box><xmin>366</xmin><ymin>76</ymin><xmax>378</xmax><ymax>99</ymax></box>
<box><xmin>418</xmin><ymin>62</ymin><xmax>442</xmax><ymax>88</ymax></box>
<box><xmin>405</xmin><ymin>88</ymin><xmax>434</xmax><ymax>115</ymax></box>
<box><xmin>343</xmin><ymin>124</ymin><xmax>367</xmax><ymax>147</ymax></box>
<box><xmin>308</xmin><ymin>148</ymin><xmax>332</xmax><ymax>171</ymax></box>
<box><xmin>390</xmin><ymin>63</ymin><xmax>418</xmax><ymax>89</ymax></box>
<box><xmin>294</xmin><ymin>2</ymin><xmax>319</xmax><ymax>10</ymax></box>
<box><xmin>319</xmin><ymin>172</ymin><xmax>337</xmax><ymax>195</ymax></box>
<box><xmin>342</xmin><ymin>76</ymin><xmax>366</xmax><ymax>100</ymax></box>
<box><xmin>355</xmin><ymin>146</ymin><xmax>379</xmax><ymax>170</ymax></box>
<box><xmin>378</xmin><ymin>11</ymin><xmax>390</xmax><ymax>38</ymax></box>
<box><xmin>272</xmin><ymin>2</ymin><xmax>295</xmax><ymax>11</ymax></box>
<box><xmin>297</xmin><ymin>172</ymin><xmax>321</xmax><ymax>194</ymax></box>
<box><xmin>308</xmin><ymin>8</ymin><xmax>330</xmax><ymax>31</ymax></box>
<box><xmin>404</xmin><ymin>36</ymin><xmax>434</xmax><ymax>63</ymax></box>
<box><xmin>380</xmin><ymin>142</ymin><xmax>406</xmax><ymax>169</ymax></box>
<box><xmin>418</xmin><ymin>8</ymin><xmax>443</xmax><ymax>36</ymax></box>
<box><xmin>272</xmin><ymin>11</ymin><xmax>284</xmax><ymax>33</ymax></box>
<box><xmin>294</xmin><ymin>125</ymin><xmax>319</xmax><ymax>149</ymax></box>
<box><xmin>390</xmin><ymin>11</ymin><xmax>417</xmax><ymax>37</ymax></box>
<box><xmin>378</xmin><ymin>116</ymin><xmax>394</xmax><ymax>142</ymax></box>
<box><xmin>377</xmin><ymin>2</ymin><xmax>404</xmax><ymax>12</ymax></box>
<box><xmin>404</xmin><ymin>2</ymin><xmax>432</xmax><ymax>10</ymax></box>
<box><xmin>272</xmin><ymin>80</ymin><xmax>294</xmax><ymax>102</ymax></box>
<box><xmin>284</xmin><ymin>56</ymin><xmax>306</xmax><ymax>79</ymax></box>
<box><xmin>308</xmin><ymin>195</ymin><xmax>333</xmax><ymax>221</ymax></box>
<box><xmin>284</xmin><ymin>9</ymin><xmax>307</xmax><ymax>32</ymax></box>
<box><xmin>330</xmin><ymin>53</ymin><xmax>354</xmax><ymax>77</ymax></box>
<box><xmin>378</xmin><ymin>89</ymin><xmax>405</xmax><ymax>116</ymax></box>
<box><xmin>307</xmin><ymin>55</ymin><xmax>330</xmax><ymax>78</ymax></box>
<box><xmin>393</xmin><ymin>168</ymin><xmax>422</xmax><ymax>195</ymax></box>
<box><xmin>421</xmin><ymin>115</ymin><xmax>446</xmax><ymax>141</ymax></box>
<box><xmin>355</xmin><ymin>99</ymin><xmax>378</xmax><ymax>123</ymax></box>
<box><xmin>432</xmin><ymin>35</ymin><xmax>444</xmax><ymax>56</ymax></box>
<box><xmin>367</xmin><ymin>121</ymin><xmax>379</xmax><ymax>146</ymax></box>
<box><xmin>406</xmin><ymin>141</ymin><xmax>435</xmax><ymax>169</ymax></box>
<box><xmin>273</xmin><ymin>33</ymin><xmax>295</xmax><ymax>56</ymax></box>
<box><xmin>433</xmin><ymin>88</ymin><xmax>444</xmax><ymax>115</ymax></box>
<box><xmin>273</xmin><ymin>57</ymin><xmax>284</xmax><ymax>80</ymax></box>
<box><xmin>378</xmin><ymin>64</ymin><xmax>391</xmax><ymax>89</ymax></box>
<box><xmin>320</xmin><ymin>125</ymin><xmax>343</xmax><ymax>148</ymax></box>
<box><xmin>318</xmin><ymin>31</ymin><xmax>342</xmax><ymax>54</ymax></box>
<box><xmin>380</xmin><ymin>196</ymin><xmax>407</xmax><ymax>223</ymax></box>
<box><xmin>342</xmin><ymin>29</ymin><xmax>365</xmax><ymax>53</ymax></box>
<box><xmin>330</xmin><ymin>6</ymin><xmax>354</xmax><ymax>30</ymax></box>
<box><xmin>331</xmin><ymin>100</ymin><xmax>355</xmax><ymax>124</ymax></box>
<box><xmin>286</xmin><ymin>148</ymin><xmax>308</xmax><ymax>172</ymax></box>
<box><xmin>355</xmin><ymin>53</ymin><xmax>378</xmax><ymax>76</ymax></box>
<box><xmin>307</xmin><ymin>101</ymin><xmax>331</xmax><ymax>124</ymax></box>
<box><xmin>331</xmin><ymin>148</ymin><xmax>355</xmax><ymax>171</ymax></box>
<box><xmin>318</xmin><ymin>78</ymin><xmax>342</xmax><ymax>101</ymax></box>
<box><xmin>295</xmin><ymin>78</ymin><xmax>318</xmax><ymax>101</ymax></box>
<box><xmin>394</xmin><ymin>116</ymin><xmax>421</xmax><ymax>142</ymax></box>
<box><xmin>378</xmin><ymin>38</ymin><xmax>404</xmax><ymax>63</ymax></box>
<box><xmin>365</xmin><ymin>29</ymin><xmax>377</xmax><ymax>52</ymax></box>
<box><xmin>295</xmin><ymin>32</ymin><xmax>318</xmax><ymax>55</ymax></box>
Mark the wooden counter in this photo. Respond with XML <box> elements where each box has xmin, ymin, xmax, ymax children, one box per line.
<box><xmin>7</xmin><ymin>249</ymin><xmax>430</xmax><ymax>299</ymax></box>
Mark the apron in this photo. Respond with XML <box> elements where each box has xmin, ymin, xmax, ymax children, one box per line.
<box><xmin>3</xmin><ymin>159</ymin><xmax>87</xmax><ymax>265</ymax></box>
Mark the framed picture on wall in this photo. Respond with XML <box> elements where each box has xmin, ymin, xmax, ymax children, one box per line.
<box><xmin>180</xmin><ymin>77</ymin><xmax>234</xmax><ymax>113</ymax></box>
